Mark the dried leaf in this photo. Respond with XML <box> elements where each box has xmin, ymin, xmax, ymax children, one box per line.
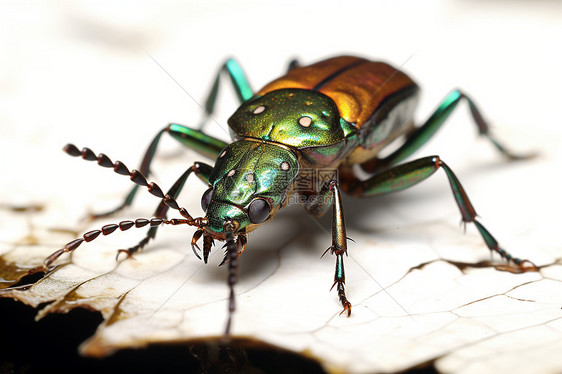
<box><xmin>2</xmin><ymin>126</ymin><xmax>561</xmax><ymax>373</ymax></box>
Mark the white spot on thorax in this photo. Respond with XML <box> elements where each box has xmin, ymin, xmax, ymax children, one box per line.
<box><xmin>299</xmin><ymin>116</ymin><xmax>312</xmax><ymax>127</ymax></box>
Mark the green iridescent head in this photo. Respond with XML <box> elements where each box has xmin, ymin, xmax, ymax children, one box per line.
<box><xmin>202</xmin><ymin>139</ymin><xmax>299</xmax><ymax>236</ymax></box>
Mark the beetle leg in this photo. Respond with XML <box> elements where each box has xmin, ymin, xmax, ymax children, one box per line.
<box><xmin>89</xmin><ymin>125</ymin><xmax>227</xmax><ymax>219</ymax></box>
<box><xmin>329</xmin><ymin>181</ymin><xmax>352</xmax><ymax>316</ymax></box>
<box><xmin>365</xmin><ymin>89</ymin><xmax>535</xmax><ymax>171</ymax></box>
<box><xmin>201</xmin><ymin>58</ymin><xmax>253</xmax><ymax>130</ymax></box>
<box><xmin>304</xmin><ymin>180</ymin><xmax>352</xmax><ymax>316</ymax></box>
<box><xmin>116</xmin><ymin>162</ymin><xmax>213</xmax><ymax>259</ymax></box>
<box><xmin>89</xmin><ymin>58</ymin><xmax>253</xmax><ymax>219</ymax></box>
<box><xmin>346</xmin><ymin>156</ymin><xmax>537</xmax><ymax>272</ymax></box>
<box><xmin>287</xmin><ymin>59</ymin><xmax>300</xmax><ymax>72</ymax></box>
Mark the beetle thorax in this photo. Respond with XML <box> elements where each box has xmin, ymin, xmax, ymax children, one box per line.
<box><xmin>201</xmin><ymin>139</ymin><xmax>299</xmax><ymax>236</ymax></box>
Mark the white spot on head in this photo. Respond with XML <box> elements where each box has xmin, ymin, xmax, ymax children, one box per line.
<box><xmin>253</xmin><ymin>105</ymin><xmax>265</xmax><ymax>114</ymax></box>
<box><xmin>227</xmin><ymin>169</ymin><xmax>236</xmax><ymax>177</ymax></box>
<box><xmin>245</xmin><ymin>173</ymin><xmax>254</xmax><ymax>182</ymax></box>
<box><xmin>280</xmin><ymin>161</ymin><xmax>290</xmax><ymax>171</ymax></box>
<box><xmin>299</xmin><ymin>116</ymin><xmax>312</xmax><ymax>127</ymax></box>
<box><xmin>219</xmin><ymin>150</ymin><xmax>227</xmax><ymax>158</ymax></box>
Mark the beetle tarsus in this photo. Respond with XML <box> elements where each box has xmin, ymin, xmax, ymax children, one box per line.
<box><xmin>485</xmin><ymin>133</ymin><xmax>538</xmax><ymax>161</ymax></box>
<box><xmin>115</xmin><ymin>236</ymin><xmax>152</xmax><ymax>261</ymax></box>
<box><xmin>88</xmin><ymin>203</ymin><xmax>128</xmax><ymax>220</ymax></box>
<box><xmin>495</xmin><ymin>257</ymin><xmax>538</xmax><ymax>274</ymax></box>
<box><xmin>116</xmin><ymin>249</ymin><xmax>135</xmax><ymax>261</ymax></box>
<box><xmin>517</xmin><ymin>259</ymin><xmax>539</xmax><ymax>272</ymax></box>
<box><xmin>334</xmin><ymin>282</ymin><xmax>352</xmax><ymax>317</ymax></box>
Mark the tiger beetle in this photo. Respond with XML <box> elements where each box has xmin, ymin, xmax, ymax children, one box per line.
<box><xmin>43</xmin><ymin>56</ymin><xmax>537</xmax><ymax>336</ymax></box>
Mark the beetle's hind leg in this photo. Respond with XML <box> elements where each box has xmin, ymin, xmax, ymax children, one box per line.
<box><xmin>363</xmin><ymin>89</ymin><xmax>535</xmax><ymax>172</ymax></box>
<box><xmin>345</xmin><ymin>156</ymin><xmax>537</xmax><ymax>272</ymax></box>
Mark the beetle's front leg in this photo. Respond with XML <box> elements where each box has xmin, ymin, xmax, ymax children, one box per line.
<box><xmin>304</xmin><ymin>180</ymin><xmax>352</xmax><ymax>317</ymax></box>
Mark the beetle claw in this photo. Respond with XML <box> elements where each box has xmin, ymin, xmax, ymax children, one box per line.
<box><xmin>339</xmin><ymin>301</ymin><xmax>352</xmax><ymax>317</ymax></box>
<box><xmin>191</xmin><ymin>245</ymin><xmax>202</xmax><ymax>260</ymax></box>
<box><xmin>519</xmin><ymin>259</ymin><xmax>538</xmax><ymax>272</ymax></box>
<box><xmin>332</xmin><ymin>281</ymin><xmax>352</xmax><ymax>317</ymax></box>
<box><xmin>496</xmin><ymin>258</ymin><xmax>538</xmax><ymax>274</ymax></box>
<box><xmin>191</xmin><ymin>229</ymin><xmax>204</xmax><ymax>261</ymax></box>
<box><xmin>116</xmin><ymin>249</ymin><xmax>135</xmax><ymax>261</ymax></box>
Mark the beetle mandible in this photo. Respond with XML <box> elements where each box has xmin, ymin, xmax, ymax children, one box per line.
<box><xmin>44</xmin><ymin>56</ymin><xmax>537</xmax><ymax>335</ymax></box>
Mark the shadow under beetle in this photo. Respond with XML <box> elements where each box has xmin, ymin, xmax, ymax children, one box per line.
<box><xmin>43</xmin><ymin>56</ymin><xmax>537</xmax><ymax>335</ymax></box>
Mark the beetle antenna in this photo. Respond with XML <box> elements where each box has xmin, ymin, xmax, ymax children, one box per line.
<box><xmin>63</xmin><ymin>144</ymin><xmax>201</xmax><ymax>225</ymax></box>
<box><xmin>43</xmin><ymin>217</ymin><xmax>191</xmax><ymax>269</ymax></box>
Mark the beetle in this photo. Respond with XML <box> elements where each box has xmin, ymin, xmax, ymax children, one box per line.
<box><xmin>43</xmin><ymin>56</ymin><xmax>537</xmax><ymax>335</ymax></box>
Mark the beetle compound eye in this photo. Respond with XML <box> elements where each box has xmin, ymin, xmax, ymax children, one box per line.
<box><xmin>201</xmin><ymin>188</ymin><xmax>213</xmax><ymax>212</ymax></box>
<box><xmin>298</xmin><ymin>116</ymin><xmax>312</xmax><ymax>127</ymax></box>
<box><xmin>248</xmin><ymin>198</ymin><xmax>271</xmax><ymax>224</ymax></box>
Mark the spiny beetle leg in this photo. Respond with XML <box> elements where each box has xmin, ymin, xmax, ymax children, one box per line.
<box><xmin>329</xmin><ymin>181</ymin><xmax>352</xmax><ymax>316</ymax></box>
<box><xmin>347</xmin><ymin>156</ymin><xmax>536</xmax><ymax>271</ymax></box>
<box><xmin>364</xmin><ymin>89</ymin><xmax>535</xmax><ymax>172</ymax></box>
<box><xmin>305</xmin><ymin>180</ymin><xmax>352</xmax><ymax>316</ymax></box>
<box><xmin>329</xmin><ymin>180</ymin><xmax>351</xmax><ymax>317</ymax></box>
<box><xmin>472</xmin><ymin>220</ymin><xmax>538</xmax><ymax>273</ymax></box>
<box><xmin>437</xmin><ymin>160</ymin><xmax>537</xmax><ymax>271</ymax></box>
